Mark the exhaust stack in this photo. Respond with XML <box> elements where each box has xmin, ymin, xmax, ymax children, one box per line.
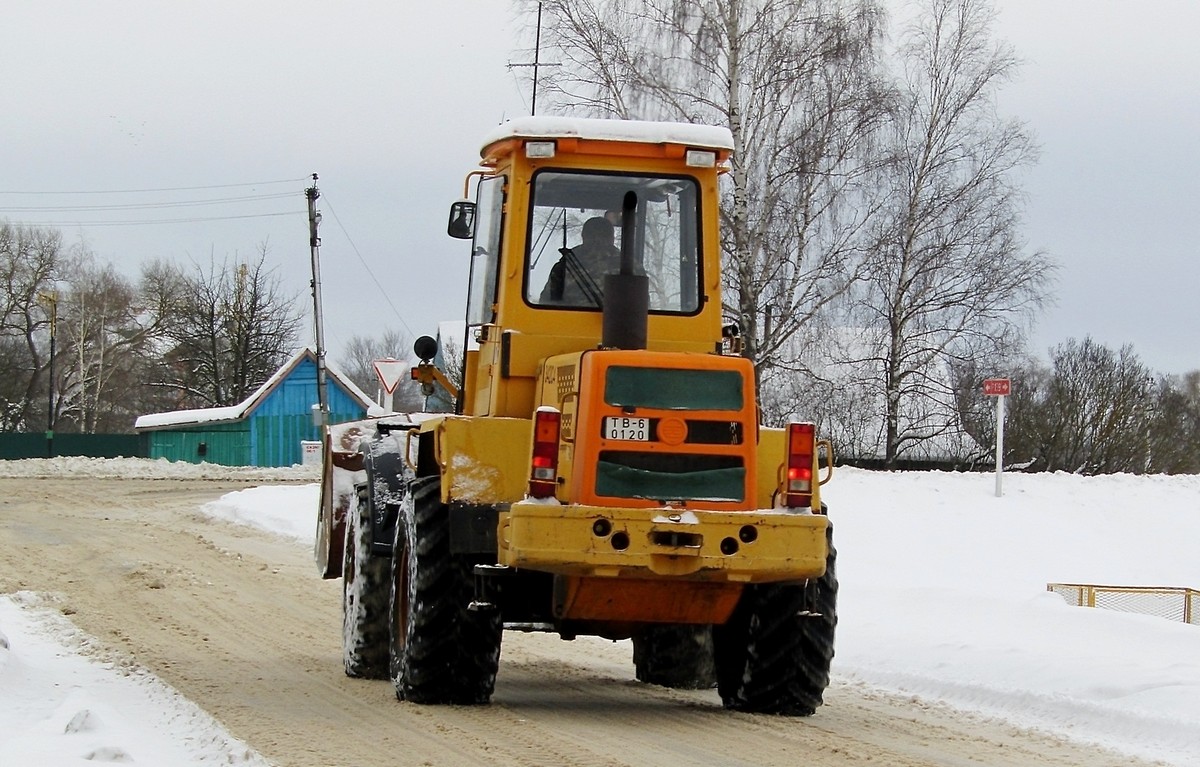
<box><xmin>602</xmin><ymin>191</ymin><xmax>649</xmax><ymax>350</ymax></box>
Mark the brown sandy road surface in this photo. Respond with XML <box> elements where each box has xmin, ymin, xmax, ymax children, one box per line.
<box><xmin>0</xmin><ymin>477</ymin><xmax>1160</xmax><ymax>767</ymax></box>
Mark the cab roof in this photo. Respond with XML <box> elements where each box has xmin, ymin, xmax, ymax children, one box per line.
<box><xmin>480</xmin><ymin>116</ymin><xmax>734</xmax><ymax>157</ymax></box>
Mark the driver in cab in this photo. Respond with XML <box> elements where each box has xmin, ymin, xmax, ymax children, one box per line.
<box><xmin>539</xmin><ymin>216</ymin><xmax>621</xmax><ymax>307</ymax></box>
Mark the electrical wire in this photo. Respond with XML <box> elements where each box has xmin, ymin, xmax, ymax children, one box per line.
<box><xmin>0</xmin><ymin>192</ymin><xmax>297</xmax><ymax>213</ymax></box>
<box><xmin>0</xmin><ymin>177</ymin><xmax>310</xmax><ymax>195</ymax></box>
<box><xmin>6</xmin><ymin>177</ymin><xmax>423</xmax><ymax>349</ymax></box>
<box><xmin>318</xmin><ymin>192</ymin><xmax>418</xmax><ymax>339</ymax></box>
<box><xmin>7</xmin><ymin>211</ymin><xmax>301</xmax><ymax>227</ymax></box>
<box><xmin>0</xmin><ymin>177</ymin><xmax>308</xmax><ymax>228</ymax></box>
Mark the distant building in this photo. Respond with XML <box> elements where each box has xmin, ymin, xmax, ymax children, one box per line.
<box><xmin>134</xmin><ymin>348</ymin><xmax>380</xmax><ymax>467</ymax></box>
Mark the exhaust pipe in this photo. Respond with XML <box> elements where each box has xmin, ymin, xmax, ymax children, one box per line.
<box><xmin>602</xmin><ymin>191</ymin><xmax>649</xmax><ymax>350</ymax></box>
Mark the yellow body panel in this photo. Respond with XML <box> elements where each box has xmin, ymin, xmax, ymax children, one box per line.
<box><xmin>425</xmin><ymin>415</ymin><xmax>532</xmax><ymax>504</ymax></box>
<box><xmin>498</xmin><ymin>500</ymin><xmax>828</xmax><ymax>584</ymax></box>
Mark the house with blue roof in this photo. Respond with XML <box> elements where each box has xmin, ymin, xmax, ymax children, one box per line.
<box><xmin>134</xmin><ymin>348</ymin><xmax>380</xmax><ymax>467</ymax></box>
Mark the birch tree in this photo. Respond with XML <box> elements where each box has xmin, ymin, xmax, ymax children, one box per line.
<box><xmin>846</xmin><ymin>0</ymin><xmax>1053</xmax><ymax>464</ymax></box>
<box><xmin>54</xmin><ymin>253</ymin><xmax>181</xmax><ymax>432</ymax></box>
<box><xmin>519</xmin><ymin>0</ymin><xmax>889</xmax><ymax>392</ymax></box>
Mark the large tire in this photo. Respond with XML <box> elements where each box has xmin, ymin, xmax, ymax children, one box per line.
<box><xmin>389</xmin><ymin>476</ymin><xmax>502</xmax><ymax>704</ymax></box>
<box><xmin>632</xmin><ymin>625</ymin><xmax>716</xmax><ymax>689</ymax></box>
<box><xmin>714</xmin><ymin>525</ymin><xmax>838</xmax><ymax>715</ymax></box>
<box><xmin>342</xmin><ymin>485</ymin><xmax>392</xmax><ymax>679</ymax></box>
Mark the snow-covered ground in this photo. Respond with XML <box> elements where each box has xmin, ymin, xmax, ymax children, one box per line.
<box><xmin>2</xmin><ymin>459</ymin><xmax>1198</xmax><ymax>765</ymax></box>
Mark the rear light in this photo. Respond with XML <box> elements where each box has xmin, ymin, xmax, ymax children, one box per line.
<box><xmin>525</xmin><ymin>141</ymin><xmax>556</xmax><ymax>158</ymax></box>
<box><xmin>784</xmin><ymin>422</ymin><xmax>816</xmax><ymax>508</ymax></box>
<box><xmin>529</xmin><ymin>407</ymin><xmax>562</xmax><ymax>499</ymax></box>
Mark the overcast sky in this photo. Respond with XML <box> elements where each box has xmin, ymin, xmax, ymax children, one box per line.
<box><xmin>3</xmin><ymin>1</ymin><xmax>1197</xmax><ymax>376</ymax></box>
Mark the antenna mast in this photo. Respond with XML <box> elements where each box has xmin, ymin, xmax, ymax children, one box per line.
<box><xmin>532</xmin><ymin>2</ymin><xmax>543</xmax><ymax>115</ymax></box>
<box><xmin>508</xmin><ymin>1</ymin><xmax>559</xmax><ymax>116</ymax></box>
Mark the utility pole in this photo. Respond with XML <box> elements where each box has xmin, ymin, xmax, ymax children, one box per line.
<box><xmin>306</xmin><ymin>174</ymin><xmax>329</xmax><ymax>432</ymax></box>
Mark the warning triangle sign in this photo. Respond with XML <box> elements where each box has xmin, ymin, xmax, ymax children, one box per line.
<box><xmin>372</xmin><ymin>358</ymin><xmax>409</xmax><ymax>394</ymax></box>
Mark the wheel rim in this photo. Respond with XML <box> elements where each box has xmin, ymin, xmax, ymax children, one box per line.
<box><xmin>342</xmin><ymin>512</ymin><xmax>358</xmax><ymax>609</ymax></box>
<box><xmin>391</xmin><ymin>545</ymin><xmax>410</xmax><ymax>659</ymax></box>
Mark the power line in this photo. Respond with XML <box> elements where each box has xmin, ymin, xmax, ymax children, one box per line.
<box><xmin>319</xmin><ymin>192</ymin><xmax>418</xmax><ymax>339</ymax></box>
<box><xmin>8</xmin><ymin>211</ymin><xmax>301</xmax><ymax>227</ymax></box>
<box><xmin>0</xmin><ymin>192</ymin><xmax>297</xmax><ymax>213</ymax></box>
<box><xmin>0</xmin><ymin>177</ymin><xmax>310</xmax><ymax>196</ymax></box>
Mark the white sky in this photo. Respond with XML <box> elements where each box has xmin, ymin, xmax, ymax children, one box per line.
<box><xmin>3</xmin><ymin>1</ymin><xmax>1197</xmax><ymax>375</ymax></box>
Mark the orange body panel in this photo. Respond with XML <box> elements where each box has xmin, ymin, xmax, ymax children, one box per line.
<box><xmin>555</xmin><ymin>576</ymin><xmax>742</xmax><ymax>624</ymax></box>
<box><xmin>569</xmin><ymin>350</ymin><xmax>758</xmax><ymax>510</ymax></box>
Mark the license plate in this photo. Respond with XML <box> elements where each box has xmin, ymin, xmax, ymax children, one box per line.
<box><xmin>604</xmin><ymin>416</ymin><xmax>650</xmax><ymax>441</ymax></box>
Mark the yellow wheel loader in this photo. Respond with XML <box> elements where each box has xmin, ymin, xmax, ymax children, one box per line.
<box><xmin>315</xmin><ymin>117</ymin><xmax>837</xmax><ymax>715</ymax></box>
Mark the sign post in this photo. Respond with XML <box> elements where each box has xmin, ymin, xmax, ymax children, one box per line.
<box><xmin>983</xmin><ymin>378</ymin><xmax>1011</xmax><ymax>497</ymax></box>
<box><xmin>372</xmin><ymin>358</ymin><xmax>409</xmax><ymax>413</ymax></box>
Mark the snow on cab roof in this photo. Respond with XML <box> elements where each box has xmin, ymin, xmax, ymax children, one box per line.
<box><xmin>480</xmin><ymin>116</ymin><xmax>734</xmax><ymax>154</ymax></box>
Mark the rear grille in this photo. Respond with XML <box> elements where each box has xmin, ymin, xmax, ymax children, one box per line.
<box><xmin>683</xmin><ymin>420</ymin><xmax>743</xmax><ymax>445</ymax></box>
<box><xmin>596</xmin><ymin>451</ymin><xmax>745</xmax><ymax>502</ymax></box>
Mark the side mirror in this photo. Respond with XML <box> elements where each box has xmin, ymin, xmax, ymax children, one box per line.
<box><xmin>447</xmin><ymin>200</ymin><xmax>476</xmax><ymax>240</ymax></box>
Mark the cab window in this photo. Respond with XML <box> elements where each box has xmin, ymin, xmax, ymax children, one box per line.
<box><xmin>524</xmin><ymin>171</ymin><xmax>701</xmax><ymax>314</ymax></box>
<box><xmin>465</xmin><ymin>175</ymin><xmax>505</xmax><ymax>326</ymax></box>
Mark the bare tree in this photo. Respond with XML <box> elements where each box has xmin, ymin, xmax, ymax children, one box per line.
<box><xmin>1002</xmin><ymin>338</ymin><xmax>1154</xmax><ymax>474</ymax></box>
<box><xmin>337</xmin><ymin>328</ymin><xmax>422</xmax><ymax>412</ymax></box>
<box><xmin>55</xmin><ymin>255</ymin><xmax>136</xmax><ymax>431</ymax></box>
<box><xmin>52</xmin><ymin>250</ymin><xmax>186</xmax><ymax>432</ymax></box>
<box><xmin>151</xmin><ymin>246</ymin><xmax>302</xmax><ymax>409</ymax></box>
<box><xmin>845</xmin><ymin>0</ymin><xmax>1053</xmax><ymax>465</ymax></box>
<box><xmin>519</xmin><ymin>0</ymin><xmax>890</xmax><ymax>390</ymax></box>
<box><xmin>0</xmin><ymin>222</ymin><xmax>62</xmax><ymax>430</ymax></box>
<box><xmin>1148</xmin><ymin>371</ymin><xmax>1200</xmax><ymax>474</ymax></box>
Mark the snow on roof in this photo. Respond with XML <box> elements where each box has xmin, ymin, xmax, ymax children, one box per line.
<box><xmin>134</xmin><ymin>347</ymin><xmax>381</xmax><ymax>431</ymax></box>
<box><xmin>480</xmin><ymin>116</ymin><xmax>735</xmax><ymax>154</ymax></box>
<box><xmin>134</xmin><ymin>403</ymin><xmax>243</xmax><ymax>431</ymax></box>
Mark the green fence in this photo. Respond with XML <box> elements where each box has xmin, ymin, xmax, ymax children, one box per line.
<box><xmin>0</xmin><ymin>433</ymin><xmax>147</xmax><ymax>460</ymax></box>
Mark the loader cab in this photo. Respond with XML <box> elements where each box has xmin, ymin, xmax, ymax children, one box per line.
<box><xmin>449</xmin><ymin>117</ymin><xmax>734</xmax><ymax>419</ymax></box>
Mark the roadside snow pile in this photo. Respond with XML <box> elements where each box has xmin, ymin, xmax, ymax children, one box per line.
<box><xmin>0</xmin><ymin>456</ymin><xmax>318</xmax><ymax>481</ymax></box>
<box><xmin>0</xmin><ymin>592</ymin><xmax>269</xmax><ymax>766</ymax></box>
<box><xmin>826</xmin><ymin>468</ymin><xmax>1200</xmax><ymax>765</ymax></box>
<box><xmin>201</xmin><ymin>485</ymin><xmax>321</xmax><ymax>543</ymax></box>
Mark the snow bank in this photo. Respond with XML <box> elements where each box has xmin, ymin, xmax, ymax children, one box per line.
<box><xmin>0</xmin><ymin>592</ymin><xmax>269</xmax><ymax>766</ymax></box>
<box><xmin>0</xmin><ymin>456</ymin><xmax>318</xmax><ymax>481</ymax></box>
<box><xmin>3</xmin><ymin>458</ymin><xmax>1198</xmax><ymax>765</ymax></box>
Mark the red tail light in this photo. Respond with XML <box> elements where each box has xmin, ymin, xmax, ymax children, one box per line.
<box><xmin>785</xmin><ymin>422</ymin><xmax>816</xmax><ymax>508</ymax></box>
<box><xmin>529</xmin><ymin>407</ymin><xmax>562</xmax><ymax>499</ymax></box>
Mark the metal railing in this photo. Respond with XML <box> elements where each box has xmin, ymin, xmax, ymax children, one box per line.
<box><xmin>1047</xmin><ymin>583</ymin><xmax>1198</xmax><ymax>625</ymax></box>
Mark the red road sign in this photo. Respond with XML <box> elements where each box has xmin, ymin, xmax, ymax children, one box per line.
<box><xmin>983</xmin><ymin>378</ymin><xmax>1011</xmax><ymax>397</ymax></box>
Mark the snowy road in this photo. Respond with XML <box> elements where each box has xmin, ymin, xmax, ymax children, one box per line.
<box><xmin>0</xmin><ymin>476</ymin><xmax>1162</xmax><ymax>767</ymax></box>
